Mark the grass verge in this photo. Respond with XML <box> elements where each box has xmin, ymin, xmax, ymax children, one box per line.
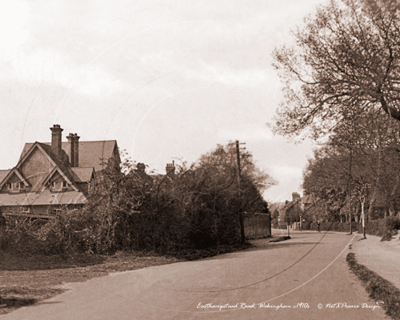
<box><xmin>346</xmin><ymin>252</ymin><xmax>400</xmax><ymax>320</ymax></box>
<box><xmin>0</xmin><ymin>243</ymin><xmax>252</xmax><ymax>315</ymax></box>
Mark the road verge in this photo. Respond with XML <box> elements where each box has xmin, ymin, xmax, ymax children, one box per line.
<box><xmin>346</xmin><ymin>252</ymin><xmax>400</xmax><ymax>320</ymax></box>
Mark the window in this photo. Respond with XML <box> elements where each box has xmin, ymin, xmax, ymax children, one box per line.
<box><xmin>21</xmin><ymin>207</ymin><xmax>30</xmax><ymax>214</ymax></box>
<box><xmin>19</xmin><ymin>182</ymin><xmax>25</xmax><ymax>189</ymax></box>
<box><xmin>50</xmin><ymin>180</ymin><xmax>68</xmax><ymax>191</ymax></box>
<box><xmin>51</xmin><ymin>208</ymin><xmax>62</xmax><ymax>215</ymax></box>
<box><xmin>7</xmin><ymin>182</ymin><xmax>22</xmax><ymax>193</ymax></box>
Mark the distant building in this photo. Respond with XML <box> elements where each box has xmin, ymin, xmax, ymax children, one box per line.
<box><xmin>279</xmin><ymin>192</ymin><xmax>303</xmax><ymax>224</ymax></box>
<box><xmin>0</xmin><ymin>124</ymin><xmax>119</xmax><ymax>218</ymax></box>
<box><xmin>128</xmin><ymin>161</ymin><xmax>176</xmax><ymax>187</ymax></box>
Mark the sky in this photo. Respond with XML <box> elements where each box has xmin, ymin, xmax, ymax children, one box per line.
<box><xmin>0</xmin><ymin>0</ymin><xmax>325</xmax><ymax>203</ymax></box>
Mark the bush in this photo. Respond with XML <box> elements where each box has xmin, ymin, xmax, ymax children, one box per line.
<box><xmin>380</xmin><ymin>216</ymin><xmax>400</xmax><ymax>241</ymax></box>
<box><xmin>357</xmin><ymin>216</ymin><xmax>400</xmax><ymax>240</ymax></box>
<box><xmin>3</xmin><ymin>217</ymin><xmax>47</xmax><ymax>255</ymax></box>
<box><xmin>307</xmin><ymin>221</ymin><xmax>359</xmax><ymax>232</ymax></box>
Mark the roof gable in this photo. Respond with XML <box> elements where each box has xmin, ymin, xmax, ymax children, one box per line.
<box><xmin>16</xmin><ymin>142</ymin><xmax>84</xmax><ymax>193</ymax></box>
<box><xmin>42</xmin><ymin>167</ymin><xmax>79</xmax><ymax>192</ymax></box>
<box><xmin>0</xmin><ymin>168</ymin><xmax>30</xmax><ymax>190</ymax></box>
<box><xmin>17</xmin><ymin>142</ymin><xmax>58</xmax><ymax>170</ymax></box>
<box><xmin>0</xmin><ymin>170</ymin><xmax>11</xmax><ymax>185</ymax></box>
<box><xmin>20</xmin><ymin>140</ymin><xmax>119</xmax><ymax>172</ymax></box>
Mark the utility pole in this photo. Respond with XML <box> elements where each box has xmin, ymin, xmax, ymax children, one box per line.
<box><xmin>348</xmin><ymin>147</ymin><xmax>353</xmax><ymax>235</ymax></box>
<box><xmin>361</xmin><ymin>196</ymin><xmax>366</xmax><ymax>239</ymax></box>
<box><xmin>235</xmin><ymin>140</ymin><xmax>246</xmax><ymax>244</ymax></box>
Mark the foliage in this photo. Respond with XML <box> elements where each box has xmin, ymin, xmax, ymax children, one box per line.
<box><xmin>302</xmin><ymin>109</ymin><xmax>400</xmax><ymax>222</ymax></box>
<box><xmin>273</xmin><ymin>0</ymin><xmax>400</xmax><ymax>140</ymax></box>
<box><xmin>3</xmin><ymin>143</ymin><xmax>274</xmax><ymax>255</ymax></box>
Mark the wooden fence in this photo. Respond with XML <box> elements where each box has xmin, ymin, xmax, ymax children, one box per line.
<box><xmin>244</xmin><ymin>213</ymin><xmax>271</xmax><ymax>239</ymax></box>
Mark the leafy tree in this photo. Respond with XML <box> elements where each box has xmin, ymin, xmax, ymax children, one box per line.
<box><xmin>83</xmin><ymin>143</ymin><xmax>276</xmax><ymax>252</ymax></box>
<box><xmin>272</xmin><ymin>0</ymin><xmax>400</xmax><ymax>140</ymax></box>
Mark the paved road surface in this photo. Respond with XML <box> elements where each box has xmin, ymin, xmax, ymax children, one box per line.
<box><xmin>1</xmin><ymin>230</ymin><xmax>389</xmax><ymax>320</ymax></box>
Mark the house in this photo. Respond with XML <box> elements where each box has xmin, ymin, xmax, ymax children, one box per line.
<box><xmin>128</xmin><ymin>161</ymin><xmax>176</xmax><ymax>186</ymax></box>
<box><xmin>0</xmin><ymin>124</ymin><xmax>119</xmax><ymax>218</ymax></box>
<box><xmin>279</xmin><ymin>192</ymin><xmax>303</xmax><ymax>224</ymax></box>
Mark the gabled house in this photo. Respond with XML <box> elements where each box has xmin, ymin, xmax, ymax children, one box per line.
<box><xmin>0</xmin><ymin>124</ymin><xmax>119</xmax><ymax>218</ymax></box>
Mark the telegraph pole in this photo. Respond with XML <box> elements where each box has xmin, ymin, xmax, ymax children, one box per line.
<box><xmin>236</xmin><ymin>140</ymin><xmax>246</xmax><ymax>244</ymax></box>
<box><xmin>348</xmin><ymin>147</ymin><xmax>353</xmax><ymax>235</ymax></box>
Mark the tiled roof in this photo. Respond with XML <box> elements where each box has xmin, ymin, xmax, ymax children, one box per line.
<box><xmin>20</xmin><ymin>140</ymin><xmax>118</xmax><ymax>172</ymax></box>
<box><xmin>0</xmin><ymin>190</ymin><xmax>87</xmax><ymax>206</ymax></box>
<box><xmin>0</xmin><ymin>170</ymin><xmax>11</xmax><ymax>185</ymax></box>
<box><xmin>71</xmin><ymin>167</ymin><xmax>94</xmax><ymax>183</ymax></box>
<box><xmin>64</xmin><ymin>140</ymin><xmax>118</xmax><ymax>172</ymax></box>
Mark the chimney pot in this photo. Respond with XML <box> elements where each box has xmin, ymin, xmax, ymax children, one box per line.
<box><xmin>166</xmin><ymin>161</ymin><xmax>175</xmax><ymax>177</ymax></box>
<box><xmin>67</xmin><ymin>133</ymin><xmax>75</xmax><ymax>166</ymax></box>
<box><xmin>73</xmin><ymin>133</ymin><xmax>80</xmax><ymax>167</ymax></box>
<box><xmin>50</xmin><ymin>124</ymin><xmax>63</xmax><ymax>158</ymax></box>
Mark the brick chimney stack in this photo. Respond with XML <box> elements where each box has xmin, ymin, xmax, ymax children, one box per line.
<box><xmin>292</xmin><ymin>192</ymin><xmax>300</xmax><ymax>201</ymax></box>
<box><xmin>166</xmin><ymin>161</ymin><xmax>175</xmax><ymax>177</ymax></box>
<box><xmin>73</xmin><ymin>133</ymin><xmax>80</xmax><ymax>167</ymax></box>
<box><xmin>136</xmin><ymin>163</ymin><xmax>146</xmax><ymax>173</ymax></box>
<box><xmin>67</xmin><ymin>133</ymin><xmax>80</xmax><ymax>167</ymax></box>
<box><xmin>50</xmin><ymin>124</ymin><xmax>63</xmax><ymax>158</ymax></box>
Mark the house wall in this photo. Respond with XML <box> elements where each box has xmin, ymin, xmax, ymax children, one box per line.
<box><xmin>20</xmin><ymin>147</ymin><xmax>55</xmax><ymax>192</ymax></box>
<box><xmin>2</xmin><ymin>205</ymin><xmax>48</xmax><ymax>216</ymax></box>
<box><xmin>2</xmin><ymin>204</ymin><xmax>83</xmax><ymax>217</ymax></box>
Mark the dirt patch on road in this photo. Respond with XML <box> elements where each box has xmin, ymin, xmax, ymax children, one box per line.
<box><xmin>0</xmin><ymin>251</ymin><xmax>183</xmax><ymax>315</ymax></box>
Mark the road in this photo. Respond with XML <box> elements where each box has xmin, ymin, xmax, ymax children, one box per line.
<box><xmin>1</xmin><ymin>230</ymin><xmax>389</xmax><ymax>320</ymax></box>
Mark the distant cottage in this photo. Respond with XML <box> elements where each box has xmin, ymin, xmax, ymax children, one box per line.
<box><xmin>0</xmin><ymin>124</ymin><xmax>119</xmax><ymax>218</ymax></box>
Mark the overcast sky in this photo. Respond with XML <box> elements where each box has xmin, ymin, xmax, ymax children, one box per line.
<box><xmin>0</xmin><ymin>0</ymin><xmax>325</xmax><ymax>202</ymax></box>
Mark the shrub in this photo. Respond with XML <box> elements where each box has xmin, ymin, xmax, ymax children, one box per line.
<box><xmin>3</xmin><ymin>217</ymin><xmax>47</xmax><ymax>254</ymax></box>
<box><xmin>356</xmin><ymin>216</ymin><xmax>400</xmax><ymax>240</ymax></box>
<box><xmin>380</xmin><ymin>216</ymin><xmax>400</xmax><ymax>241</ymax></box>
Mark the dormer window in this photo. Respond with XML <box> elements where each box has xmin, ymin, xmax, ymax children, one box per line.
<box><xmin>51</xmin><ymin>180</ymin><xmax>68</xmax><ymax>191</ymax></box>
<box><xmin>7</xmin><ymin>182</ymin><xmax>25</xmax><ymax>193</ymax></box>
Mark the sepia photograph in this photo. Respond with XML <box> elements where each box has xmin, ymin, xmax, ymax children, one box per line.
<box><xmin>0</xmin><ymin>0</ymin><xmax>399</xmax><ymax>319</ymax></box>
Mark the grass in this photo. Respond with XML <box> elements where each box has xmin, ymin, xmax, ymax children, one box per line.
<box><xmin>346</xmin><ymin>252</ymin><xmax>400</xmax><ymax>320</ymax></box>
<box><xmin>0</xmin><ymin>243</ymin><xmax>253</xmax><ymax>315</ymax></box>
